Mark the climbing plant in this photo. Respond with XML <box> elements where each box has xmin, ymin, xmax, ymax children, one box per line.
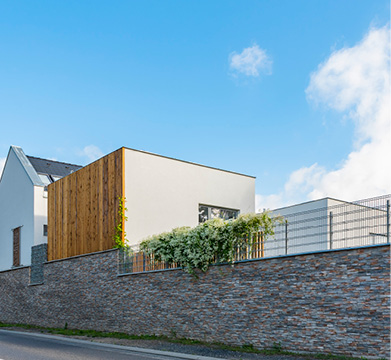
<box><xmin>139</xmin><ymin>211</ymin><xmax>281</xmax><ymax>274</ymax></box>
<box><xmin>113</xmin><ymin>197</ymin><xmax>129</xmax><ymax>249</ymax></box>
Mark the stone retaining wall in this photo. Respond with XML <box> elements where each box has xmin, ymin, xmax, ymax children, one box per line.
<box><xmin>0</xmin><ymin>245</ymin><xmax>389</xmax><ymax>358</ymax></box>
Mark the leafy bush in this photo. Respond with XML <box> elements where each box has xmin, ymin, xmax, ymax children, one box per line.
<box><xmin>140</xmin><ymin>212</ymin><xmax>280</xmax><ymax>274</ymax></box>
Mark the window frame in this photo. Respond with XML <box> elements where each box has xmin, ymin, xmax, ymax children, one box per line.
<box><xmin>198</xmin><ymin>204</ymin><xmax>240</xmax><ymax>223</ymax></box>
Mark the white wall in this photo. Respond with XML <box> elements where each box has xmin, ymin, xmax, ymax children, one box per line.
<box><xmin>33</xmin><ymin>186</ymin><xmax>48</xmax><ymax>246</ymax></box>
<box><xmin>266</xmin><ymin>197</ymin><xmax>389</xmax><ymax>257</ymax></box>
<box><xmin>0</xmin><ymin>150</ymin><xmax>35</xmax><ymax>270</ymax></box>
<box><xmin>267</xmin><ymin>199</ymin><xmax>329</xmax><ymax>257</ymax></box>
<box><xmin>124</xmin><ymin>149</ymin><xmax>255</xmax><ymax>246</ymax></box>
<box><xmin>326</xmin><ymin>199</ymin><xmax>387</xmax><ymax>249</ymax></box>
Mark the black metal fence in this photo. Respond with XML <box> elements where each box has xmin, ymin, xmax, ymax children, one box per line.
<box><xmin>119</xmin><ymin>194</ymin><xmax>390</xmax><ymax>274</ymax></box>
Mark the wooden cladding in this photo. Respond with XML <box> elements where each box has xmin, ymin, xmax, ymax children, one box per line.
<box><xmin>48</xmin><ymin>148</ymin><xmax>124</xmax><ymax>261</ymax></box>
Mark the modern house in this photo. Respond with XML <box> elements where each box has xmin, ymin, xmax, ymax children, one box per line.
<box><xmin>46</xmin><ymin>147</ymin><xmax>256</xmax><ymax>261</ymax></box>
<box><xmin>265</xmin><ymin>196</ymin><xmax>389</xmax><ymax>257</ymax></box>
<box><xmin>0</xmin><ymin>146</ymin><xmax>82</xmax><ymax>271</ymax></box>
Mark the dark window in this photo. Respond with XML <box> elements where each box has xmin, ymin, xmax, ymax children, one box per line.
<box><xmin>13</xmin><ymin>227</ymin><xmax>21</xmax><ymax>267</ymax></box>
<box><xmin>43</xmin><ymin>225</ymin><xmax>48</xmax><ymax>237</ymax></box>
<box><xmin>199</xmin><ymin>205</ymin><xmax>239</xmax><ymax>223</ymax></box>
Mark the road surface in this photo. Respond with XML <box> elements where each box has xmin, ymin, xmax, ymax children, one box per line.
<box><xmin>0</xmin><ymin>330</ymin><xmax>220</xmax><ymax>360</ymax></box>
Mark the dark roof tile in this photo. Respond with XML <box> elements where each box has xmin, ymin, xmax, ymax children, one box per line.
<box><xmin>26</xmin><ymin>156</ymin><xmax>82</xmax><ymax>177</ymax></box>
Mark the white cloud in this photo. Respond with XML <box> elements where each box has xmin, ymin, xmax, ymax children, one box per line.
<box><xmin>256</xmin><ymin>25</ymin><xmax>391</xmax><ymax>211</ymax></box>
<box><xmin>229</xmin><ymin>44</ymin><xmax>272</xmax><ymax>77</ymax></box>
<box><xmin>79</xmin><ymin>145</ymin><xmax>104</xmax><ymax>163</ymax></box>
<box><xmin>0</xmin><ymin>157</ymin><xmax>6</xmax><ymax>178</ymax></box>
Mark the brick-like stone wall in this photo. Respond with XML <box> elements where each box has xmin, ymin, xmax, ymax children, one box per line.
<box><xmin>0</xmin><ymin>245</ymin><xmax>389</xmax><ymax>358</ymax></box>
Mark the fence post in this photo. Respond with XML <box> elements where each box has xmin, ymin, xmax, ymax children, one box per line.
<box><xmin>285</xmin><ymin>220</ymin><xmax>288</xmax><ymax>255</ymax></box>
<box><xmin>387</xmin><ymin>200</ymin><xmax>390</xmax><ymax>244</ymax></box>
<box><xmin>329</xmin><ymin>211</ymin><xmax>333</xmax><ymax>250</ymax></box>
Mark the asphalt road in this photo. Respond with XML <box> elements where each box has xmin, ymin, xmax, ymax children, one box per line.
<box><xmin>0</xmin><ymin>330</ymin><xmax>220</xmax><ymax>360</ymax></box>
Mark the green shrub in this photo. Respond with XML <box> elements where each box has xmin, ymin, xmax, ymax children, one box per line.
<box><xmin>140</xmin><ymin>211</ymin><xmax>280</xmax><ymax>274</ymax></box>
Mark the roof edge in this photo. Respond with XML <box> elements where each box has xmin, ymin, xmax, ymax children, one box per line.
<box><xmin>123</xmin><ymin>146</ymin><xmax>256</xmax><ymax>179</ymax></box>
<box><xmin>8</xmin><ymin>146</ymin><xmax>45</xmax><ymax>186</ymax></box>
<box><xmin>271</xmin><ymin>197</ymin><xmax>338</xmax><ymax>212</ymax></box>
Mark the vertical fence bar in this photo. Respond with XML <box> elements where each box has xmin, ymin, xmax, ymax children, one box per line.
<box><xmin>387</xmin><ymin>200</ymin><xmax>390</xmax><ymax>244</ymax></box>
<box><xmin>117</xmin><ymin>195</ymin><xmax>390</xmax><ymax>275</ymax></box>
<box><xmin>329</xmin><ymin>211</ymin><xmax>333</xmax><ymax>250</ymax></box>
<box><xmin>285</xmin><ymin>220</ymin><xmax>288</xmax><ymax>255</ymax></box>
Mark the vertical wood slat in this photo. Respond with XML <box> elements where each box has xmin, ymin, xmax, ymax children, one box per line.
<box><xmin>48</xmin><ymin>148</ymin><xmax>124</xmax><ymax>260</ymax></box>
<box><xmin>91</xmin><ymin>161</ymin><xmax>97</xmax><ymax>253</ymax></box>
<box><xmin>55</xmin><ymin>180</ymin><xmax>62</xmax><ymax>261</ymax></box>
<box><xmin>102</xmin><ymin>155</ymin><xmax>109</xmax><ymax>251</ymax></box>
<box><xmin>47</xmin><ymin>182</ymin><xmax>55</xmax><ymax>261</ymax></box>
<box><xmin>69</xmin><ymin>172</ymin><xmax>77</xmax><ymax>259</ymax></box>
<box><xmin>76</xmin><ymin>170</ymin><xmax>83</xmax><ymax>257</ymax></box>
<box><xmin>98</xmin><ymin>159</ymin><xmax>104</xmax><ymax>251</ymax></box>
<box><xmin>107</xmin><ymin>151</ymin><xmax>115</xmax><ymax>248</ymax></box>
<box><xmin>85</xmin><ymin>165</ymin><xmax>91</xmax><ymax>255</ymax></box>
<box><xmin>62</xmin><ymin>177</ymin><xmax>69</xmax><ymax>258</ymax></box>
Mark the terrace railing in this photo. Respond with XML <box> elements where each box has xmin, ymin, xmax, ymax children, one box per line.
<box><xmin>119</xmin><ymin>194</ymin><xmax>390</xmax><ymax>274</ymax></box>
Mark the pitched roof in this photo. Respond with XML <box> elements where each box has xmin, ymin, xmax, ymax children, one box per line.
<box><xmin>26</xmin><ymin>156</ymin><xmax>82</xmax><ymax>177</ymax></box>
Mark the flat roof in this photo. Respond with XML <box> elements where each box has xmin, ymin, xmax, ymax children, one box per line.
<box><xmin>272</xmin><ymin>195</ymin><xmax>389</xmax><ymax>212</ymax></box>
<box><xmin>123</xmin><ymin>147</ymin><xmax>256</xmax><ymax>179</ymax></box>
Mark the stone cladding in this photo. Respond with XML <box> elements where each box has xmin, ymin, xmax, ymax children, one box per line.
<box><xmin>30</xmin><ymin>243</ymin><xmax>47</xmax><ymax>285</ymax></box>
<box><xmin>0</xmin><ymin>245</ymin><xmax>389</xmax><ymax>358</ymax></box>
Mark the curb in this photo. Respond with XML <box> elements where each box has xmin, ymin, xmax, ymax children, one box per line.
<box><xmin>0</xmin><ymin>329</ymin><xmax>226</xmax><ymax>360</ymax></box>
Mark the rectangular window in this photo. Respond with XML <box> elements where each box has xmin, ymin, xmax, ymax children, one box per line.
<box><xmin>13</xmin><ymin>227</ymin><xmax>21</xmax><ymax>267</ymax></box>
<box><xmin>199</xmin><ymin>205</ymin><xmax>239</xmax><ymax>223</ymax></box>
<box><xmin>43</xmin><ymin>225</ymin><xmax>48</xmax><ymax>237</ymax></box>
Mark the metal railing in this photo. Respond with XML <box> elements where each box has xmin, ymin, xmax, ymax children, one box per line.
<box><xmin>265</xmin><ymin>194</ymin><xmax>390</xmax><ymax>257</ymax></box>
<box><xmin>119</xmin><ymin>194</ymin><xmax>390</xmax><ymax>274</ymax></box>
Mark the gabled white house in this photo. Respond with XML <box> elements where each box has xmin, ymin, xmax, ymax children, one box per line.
<box><xmin>0</xmin><ymin>146</ymin><xmax>81</xmax><ymax>271</ymax></box>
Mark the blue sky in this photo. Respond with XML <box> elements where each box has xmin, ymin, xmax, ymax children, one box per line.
<box><xmin>0</xmin><ymin>1</ymin><xmax>390</xmax><ymax>209</ymax></box>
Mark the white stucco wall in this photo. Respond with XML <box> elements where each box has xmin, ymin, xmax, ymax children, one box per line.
<box><xmin>267</xmin><ymin>197</ymin><xmax>388</xmax><ymax>257</ymax></box>
<box><xmin>326</xmin><ymin>198</ymin><xmax>387</xmax><ymax>248</ymax></box>
<box><xmin>124</xmin><ymin>148</ymin><xmax>255</xmax><ymax>246</ymax></box>
<box><xmin>0</xmin><ymin>150</ymin><xmax>35</xmax><ymax>270</ymax></box>
<box><xmin>33</xmin><ymin>186</ymin><xmax>48</xmax><ymax>246</ymax></box>
<box><xmin>267</xmin><ymin>198</ymin><xmax>329</xmax><ymax>256</ymax></box>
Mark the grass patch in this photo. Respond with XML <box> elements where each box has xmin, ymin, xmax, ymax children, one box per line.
<box><xmin>0</xmin><ymin>322</ymin><xmax>382</xmax><ymax>360</ymax></box>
